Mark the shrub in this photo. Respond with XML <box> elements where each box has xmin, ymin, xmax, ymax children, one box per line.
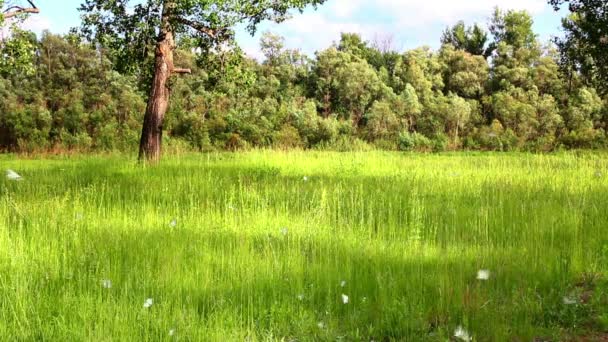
<box><xmin>274</xmin><ymin>125</ymin><xmax>304</xmax><ymax>150</ymax></box>
<box><xmin>398</xmin><ymin>132</ymin><xmax>432</xmax><ymax>152</ymax></box>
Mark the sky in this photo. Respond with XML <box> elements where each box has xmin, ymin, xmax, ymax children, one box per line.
<box><xmin>21</xmin><ymin>0</ymin><xmax>568</xmax><ymax>59</ymax></box>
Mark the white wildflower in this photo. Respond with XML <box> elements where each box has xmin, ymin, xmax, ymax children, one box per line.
<box><xmin>6</xmin><ymin>169</ymin><xmax>23</xmax><ymax>181</ymax></box>
<box><xmin>303</xmin><ymin>176</ymin><xmax>309</xmax><ymax>182</ymax></box>
<box><xmin>341</xmin><ymin>294</ymin><xmax>349</xmax><ymax>304</ymax></box>
<box><xmin>477</xmin><ymin>269</ymin><xmax>490</xmax><ymax>281</ymax></box>
<box><xmin>563</xmin><ymin>296</ymin><xmax>578</xmax><ymax>305</ymax></box>
<box><xmin>101</xmin><ymin>279</ymin><xmax>112</xmax><ymax>289</ymax></box>
<box><xmin>143</xmin><ymin>298</ymin><xmax>154</xmax><ymax>308</ymax></box>
<box><xmin>317</xmin><ymin>321</ymin><xmax>325</xmax><ymax>329</ymax></box>
<box><xmin>340</xmin><ymin>280</ymin><xmax>347</xmax><ymax>287</ymax></box>
<box><xmin>170</xmin><ymin>219</ymin><xmax>177</xmax><ymax>228</ymax></box>
<box><xmin>169</xmin><ymin>329</ymin><xmax>175</xmax><ymax>336</ymax></box>
<box><xmin>454</xmin><ymin>325</ymin><xmax>471</xmax><ymax>341</ymax></box>
<box><xmin>297</xmin><ymin>294</ymin><xmax>304</xmax><ymax>301</ymax></box>
<box><xmin>280</xmin><ymin>227</ymin><xmax>288</xmax><ymax>236</ymax></box>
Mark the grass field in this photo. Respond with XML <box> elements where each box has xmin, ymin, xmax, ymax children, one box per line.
<box><xmin>1</xmin><ymin>151</ymin><xmax>608</xmax><ymax>341</ymax></box>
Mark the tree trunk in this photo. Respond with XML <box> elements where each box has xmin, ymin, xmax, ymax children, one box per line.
<box><xmin>138</xmin><ymin>1</ymin><xmax>176</xmax><ymax>162</ymax></box>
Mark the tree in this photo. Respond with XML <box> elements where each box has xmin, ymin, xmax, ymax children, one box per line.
<box><xmin>438</xmin><ymin>44</ymin><xmax>489</xmax><ymax>99</ymax></box>
<box><xmin>444</xmin><ymin>93</ymin><xmax>471</xmax><ymax>144</ymax></box>
<box><xmin>441</xmin><ymin>21</ymin><xmax>490</xmax><ymax>57</ymax></box>
<box><xmin>549</xmin><ymin>0</ymin><xmax>608</xmax><ymax>94</ymax></box>
<box><xmin>0</xmin><ymin>0</ymin><xmax>40</xmax><ymax>75</ymax></box>
<box><xmin>488</xmin><ymin>8</ymin><xmax>538</xmax><ymax>52</ymax></box>
<box><xmin>79</xmin><ymin>0</ymin><xmax>326</xmax><ymax>162</ymax></box>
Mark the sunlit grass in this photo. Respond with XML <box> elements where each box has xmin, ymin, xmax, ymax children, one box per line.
<box><xmin>1</xmin><ymin>151</ymin><xmax>607</xmax><ymax>340</ymax></box>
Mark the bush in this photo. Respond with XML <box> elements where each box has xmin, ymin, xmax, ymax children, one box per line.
<box><xmin>431</xmin><ymin>133</ymin><xmax>449</xmax><ymax>152</ymax></box>
<box><xmin>225</xmin><ymin>133</ymin><xmax>250</xmax><ymax>151</ymax></box>
<box><xmin>322</xmin><ymin>136</ymin><xmax>373</xmax><ymax>152</ymax></box>
<box><xmin>97</xmin><ymin>122</ymin><xmax>118</xmax><ymax>151</ymax></box>
<box><xmin>398</xmin><ymin>132</ymin><xmax>432</xmax><ymax>152</ymax></box>
<box><xmin>61</xmin><ymin>132</ymin><xmax>93</xmax><ymax>151</ymax></box>
<box><xmin>274</xmin><ymin>125</ymin><xmax>304</xmax><ymax>150</ymax></box>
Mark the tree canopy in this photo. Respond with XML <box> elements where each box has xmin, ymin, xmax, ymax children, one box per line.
<box><xmin>549</xmin><ymin>0</ymin><xmax>608</xmax><ymax>94</ymax></box>
<box><xmin>1</xmin><ymin>5</ymin><xmax>608</xmax><ymax>154</ymax></box>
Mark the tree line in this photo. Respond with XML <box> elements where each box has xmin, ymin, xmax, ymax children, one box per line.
<box><xmin>1</xmin><ymin>3</ymin><xmax>607</xmax><ymax>154</ymax></box>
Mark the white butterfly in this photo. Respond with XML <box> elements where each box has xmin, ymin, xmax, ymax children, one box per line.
<box><xmin>101</xmin><ymin>279</ymin><xmax>112</xmax><ymax>289</ymax></box>
<box><xmin>563</xmin><ymin>296</ymin><xmax>577</xmax><ymax>305</ymax></box>
<box><xmin>477</xmin><ymin>269</ymin><xmax>491</xmax><ymax>281</ymax></box>
<box><xmin>6</xmin><ymin>169</ymin><xmax>23</xmax><ymax>181</ymax></box>
<box><xmin>454</xmin><ymin>325</ymin><xmax>471</xmax><ymax>341</ymax></box>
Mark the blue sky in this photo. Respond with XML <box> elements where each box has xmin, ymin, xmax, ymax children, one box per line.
<box><xmin>24</xmin><ymin>0</ymin><xmax>567</xmax><ymax>59</ymax></box>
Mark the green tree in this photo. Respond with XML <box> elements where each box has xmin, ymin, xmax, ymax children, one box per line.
<box><xmin>489</xmin><ymin>8</ymin><xmax>538</xmax><ymax>52</ymax></box>
<box><xmin>549</xmin><ymin>0</ymin><xmax>608</xmax><ymax>93</ymax></box>
<box><xmin>79</xmin><ymin>0</ymin><xmax>327</xmax><ymax>162</ymax></box>
<box><xmin>0</xmin><ymin>0</ymin><xmax>40</xmax><ymax>76</ymax></box>
<box><xmin>438</xmin><ymin>44</ymin><xmax>489</xmax><ymax>99</ymax></box>
<box><xmin>441</xmin><ymin>21</ymin><xmax>490</xmax><ymax>57</ymax></box>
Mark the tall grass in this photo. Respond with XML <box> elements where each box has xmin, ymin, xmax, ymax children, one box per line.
<box><xmin>1</xmin><ymin>151</ymin><xmax>607</xmax><ymax>340</ymax></box>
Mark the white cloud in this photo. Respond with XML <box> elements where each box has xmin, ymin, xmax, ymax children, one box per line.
<box><xmin>237</xmin><ymin>0</ymin><xmax>557</xmax><ymax>59</ymax></box>
<box><xmin>22</xmin><ymin>15</ymin><xmax>52</xmax><ymax>35</ymax></box>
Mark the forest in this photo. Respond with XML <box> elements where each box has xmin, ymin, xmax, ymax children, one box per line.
<box><xmin>2</xmin><ymin>5</ymin><xmax>607</xmax><ymax>154</ymax></box>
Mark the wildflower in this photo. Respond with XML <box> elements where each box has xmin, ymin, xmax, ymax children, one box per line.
<box><xmin>169</xmin><ymin>329</ymin><xmax>175</xmax><ymax>336</ymax></box>
<box><xmin>303</xmin><ymin>176</ymin><xmax>309</xmax><ymax>182</ymax></box>
<box><xmin>340</xmin><ymin>280</ymin><xmax>347</xmax><ymax>287</ymax></box>
<box><xmin>341</xmin><ymin>294</ymin><xmax>349</xmax><ymax>304</ymax></box>
<box><xmin>75</xmin><ymin>213</ymin><xmax>84</xmax><ymax>221</ymax></box>
<box><xmin>6</xmin><ymin>169</ymin><xmax>23</xmax><ymax>181</ymax></box>
<box><xmin>143</xmin><ymin>298</ymin><xmax>154</xmax><ymax>308</ymax></box>
<box><xmin>361</xmin><ymin>296</ymin><xmax>368</xmax><ymax>303</ymax></box>
<box><xmin>297</xmin><ymin>294</ymin><xmax>304</xmax><ymax>301</ymax></box>
<box><xmin>317</xmin><ymin>321</ymin><xmax>325</xmax><ymax>329</ymax></box>
<box><xmin>101</xmin><ymin>279</ymin><xmax>112</xmax><ymax>289</ymax></box>
<box><xmin>170</xmin><ymin>219</ymin><xmax>177</xmax><ymax>228</ymax></box>
<box><xmin>280</xmin><ymin>227</ymin><xmax>289</xmax><ymax>236</ymax></box>
<box><xmin>454</xmin><ymin>325</ymin><xmax>471</xmax><ymax>341</ymax></box>
<box><xmin>477</xmin><ymin>269</ymin><xmax>490</xmax><ymax>281</ymax></box>
<box><xmin>563</xmin><ymin>296</ymin><xmax>577</xmax><ymax>305</ymax></box>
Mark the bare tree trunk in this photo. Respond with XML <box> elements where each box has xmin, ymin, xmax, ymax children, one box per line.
<box><xmin>138</xmin><ymin>2</ymin><xmax>176</xmax><ymax>162</ymax></box>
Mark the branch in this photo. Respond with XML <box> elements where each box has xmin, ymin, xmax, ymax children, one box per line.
<box><xmin>3</xmin><ymin>6</ymin><xmax>40</xmax><ymax>20</ymax></box>
<box><xmin>177</xmin><ymin>17</ymin><xmax>219</xmax><ymax>39</ymax></box>
<box><xmin>173</xmin><ymin>68</ymin><xmax>192</xmax><ymax>74</ymax></box>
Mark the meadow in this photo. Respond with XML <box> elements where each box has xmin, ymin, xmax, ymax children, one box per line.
<box><xmin>1</xmin><ymin>151</ymin><xmax>607</xmax><ymax>341</ymax></box>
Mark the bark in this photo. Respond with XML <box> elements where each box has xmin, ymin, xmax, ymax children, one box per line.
<box><xmin>138</xmin><ymin>1</ymin><xmax>176</xmax><ymax>162</ymax></box>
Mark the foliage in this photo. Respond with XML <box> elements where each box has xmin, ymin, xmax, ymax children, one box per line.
<box><xmin>2</xmin><ymin>6</ymin><xmax>608</xmax><ymax>153</ymax></box>
<box><xmin>549</xmin><ymin>0</ymin><xmax>608</xmax><ymax>94</ymax></box>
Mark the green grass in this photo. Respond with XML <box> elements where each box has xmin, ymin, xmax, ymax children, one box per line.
<box><xmin>1</xmin><ymin>151</ymin><xmax>608</xmax><ymax>341</ymax></box>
